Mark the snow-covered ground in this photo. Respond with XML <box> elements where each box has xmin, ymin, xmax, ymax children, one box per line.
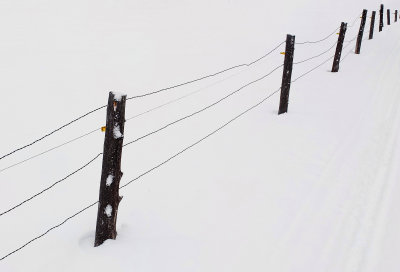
<box><xmin>1</xmin><ymin>0</ymin><xmax>400</xmax><ymax>271</ymax></box>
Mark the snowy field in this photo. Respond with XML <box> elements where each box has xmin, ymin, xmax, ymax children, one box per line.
<box><xmin>1</xmin><ymin>0</ymin><xmax>400</xmax><ymax>271</ymax></box>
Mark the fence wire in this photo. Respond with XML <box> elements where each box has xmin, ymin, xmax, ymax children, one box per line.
<box><xmin>0</xmin><ymin>153</ymin><xmax>102</xmax><ymax>218</ymax></box>
<box><xmin>295</xmin><ymin>27</ymin><xmax>339</xmax><ymax>45</ymax></box>
<box><xmin>123</xmin><ymin>64</ymin><xmax>284</xmax><ymax>148</ymax></box>
<box><xmin>293</xmin><ymin>41</ymin><xmax>338</xmax><ymax>65</ymax></box>
<box><xmin>0</xmin><ymin>40</ymin><xmax>286</xmax><ymax>162</ymax></box>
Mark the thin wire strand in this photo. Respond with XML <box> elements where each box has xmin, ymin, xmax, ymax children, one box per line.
<box><xmin>0</xmin><ymin>129</ymin><xmax>99</xmax><ymax>174</ymax></box>
<box><xmin>340</xmin><ymin>49</ymin><xmax>354</xmax><ymax>63</ymax></box>
<box><xmin>123</xmin><ymin>64</ymin><xmax>284</xmax><ymax>148</ymax></box>
<box><xmin>344</xmin><ymin>34</ymin><xmax>358</xmax><ymax>43</ymax></box>
<box><xmin>126</xmin><ymin>40</ymin><xmax>286</xmax><ymax>100</ymax></box>
<box><xmin>0</xmin><ymin>153</ymin><xmax>102</xmax><ymax>218</ymax></box>
<box><xmin>347</xmin><ymin>12</ymin><xmax>363</xmax><ymax>28</ymax></box>
<box><xmin>292</xmin><ymin>34</ymin><xmax>358</xmax><ymax>83</ymax></box>
<box><xmin>125</xmin><ymin>68</ymin><xmax>248</xmax><ymax>122</ymax></box>
<box><xmin>121</xmin><ymin>87</ymin><xmax>282</xmax><ymax>189</ymax></box>
<box><xmin>292</xmin><ymin>55</ymin><xmax>335</xmax><ymax>83</ymax></box>
<box><xmin>0</xmin><ymin>105</ymin><xmax>106</xmax><ymax>161</ymax></box>
<box><xmin>338</xmin><ymin>35</ymin><xmax>358</xmax><ymax>63</ymax></box>
<box><xmin>293</xmin><ymin>41</ymin><xmax>338</xmax><ymax>65</ymax></box>
<box><xmin>0</xmin><ymin>200</ymin><xmax>99</xmax><ymax>261</ymax></box>
<box><xmin>295</xmin><ymin>26</ymin><xmax>340</xmax><ymax>45</ymax></box>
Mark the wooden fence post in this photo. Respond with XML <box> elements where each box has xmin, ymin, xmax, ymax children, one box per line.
<box><xmin>369</xmin><ymin>11</ymin><xmax>376</xmax><ymax>39</ymax></box>
<box><xmin>278</xmin><ymin>34</ymin><xmax>295</xmax><ymax>115</ymax></box>
<box><xmin>387</xmin><ymin>9</ymin><xmax>391</xmax><ymax>25</ymax></box>
<box><xmin>396</xmin><ymin>10</ymin><xmax>398</xmax><ymax>22</ymax></box>
<box><xmin>355</xmin><ymin>9</ymin><xmax>368</xmax><ymax>55</ymax></box>
<box><xmin>332</xmin><ymin>22</ymin><xmax>347</xmax><ymax>73</ymax></box>
<box><xmin>94</xmin><ymin>91</ymin><xmax>126</xmax><ymax>247</ymax></box>
<box><xmin>379</xmin><ymin>4</ymin><xmax>384</xmax><ymax>31</ymax></box>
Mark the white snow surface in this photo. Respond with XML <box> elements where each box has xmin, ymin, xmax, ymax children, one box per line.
<box><xmin>1</xmin><ymin>0</ymin><xmax>400</xmax><ymax>271</ymax></box>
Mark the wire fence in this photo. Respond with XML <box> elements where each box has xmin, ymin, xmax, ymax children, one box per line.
<box><xmin>0</xmin><ymin>40</ymin><xmax>286</xmax><ymax>162</ymax></box>
<box><xmin>0</xmin><ymin>8</ymin><xmax>395</xmax><ymax>262</ymax></box>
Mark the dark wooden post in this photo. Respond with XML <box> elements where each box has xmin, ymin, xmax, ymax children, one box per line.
<box><xmin>278</xmin><ymin>34</ymin><xmax>295</xmax><ymax>115</ymax></box>
<box><xmin>387</xmin><ymin>9</ymin><xmax>391</xmax><ymax>25</ymax></box>
<box><xmin>395</xmin><ymin>10</ymin><xmax>398</xmax><ymax>22</ymax></box>
<box><xmin>332</xmin><ymin>22</ymin><xmax>347</xmax><ymax>73</ymax></box>
<box><xmin>379</xmin><ymin>4</ymin><xmax>384</xmax><ymax>31</ymax></box>
<box><xmin>355</xmin><ymin>9</ymin><xmax>368</xmax><ymax>55</ymax></box>
<box><xmin>369</xmin><ymin>11</ymin><xmax>376</xmax><ymax>39</ymax></box>
<box><xmin>94</xmin><ymin>91</ymin><xmax>126</xmax><ymax>247</ymax></box>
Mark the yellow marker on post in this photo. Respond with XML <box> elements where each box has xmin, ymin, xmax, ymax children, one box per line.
<box><xmin>101</xmin><ymin>126</ymin><xmax>106</xmax><ymax>132</ymax></box>
<box><xmin>280</xmin><ymin>52</ymin><xmax>286</xmax><ymax>55</ymax></box>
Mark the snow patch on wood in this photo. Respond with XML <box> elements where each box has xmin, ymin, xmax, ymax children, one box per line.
<box><xmin>104</xmin><ymin>205</ymin><xmax>112</xmax><ymax>217</ymax></box>
<box><xmin>106</xmin><ymin>175</ymin><xmax>114</xmax><ymax>186</ymax></box>
<box><xmin>112</xmin><ymin>91</ymin><xmax>126</xmax><ymax>102</ymax></box>
<box><xmin>113</xmin><ymin>125</ymin><xmax>123</xmax><ymax>139</ymax></box>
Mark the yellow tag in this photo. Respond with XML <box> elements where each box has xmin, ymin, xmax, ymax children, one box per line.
<box><xmin>336</xmin><ymin>33</ymin><xmax>340</xmax><ymax>35</ymax></box>
<box><xmin>101</xmin><ymin>126</ymin><xmax>106</xmax><ymax>132</ymax></box>
<box><xmin>280</xmin><ymin>52</ymin><xmax>286</xmax><ymax>55</ymax></box>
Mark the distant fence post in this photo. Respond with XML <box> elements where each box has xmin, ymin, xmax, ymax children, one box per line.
<box><xmin>387</xmin><ymin>9</ymin><xmax>391</xmax><ymax>25</ymax></box>
<box><xmin>278</xmin><ymin>34</ymin><xmax>295</xmax><ymax>115</ymax></box>
<box><xmin>369</xmin><ymin>11</ymin><xmax>376</xmax><ymax>39</ymax></box>
<box><xmin>379</xmin><ymin>4</ymin><xmax>384</xmax><ymax>31</ymax></box>
<box><xmin>94</xmin><ymin>91</ymin><xmax>126</xmax><ymax>247</ymax></box>
<box><xmin>355</xmin><ymin>9</ymin><xmax>368</xmax><ymax>55</ymax></box>
<box><xmin>395</xmin><ymin>10</ymin><xmax>398</xmax><ymax>23</ymax></box>
<box><xmin>332</xmin><ymin>22</ymin><xmax>347</xmax><ymax>73</ymax></box>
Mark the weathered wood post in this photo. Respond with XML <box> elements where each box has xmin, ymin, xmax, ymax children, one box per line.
<box><xmin>332</xmin><ymin>22</ymin><xmax>347</xmax><ymax>73</ymax></box>
<box><xmin>369</xmin><ymin>11</ymin><xmax>376</xmax><ymax>39</ymax></box>
<box><xmin>355</xmin><ymin>9</ymin><xmax>368</xmax><ymax>55</ymax></box>
<box><xmin>395</xmin><ymin>10</ymin><xmax>398</xmax><ymax>22</ymax></box>
<box><xmin>379</xmin><ymin>4</ymin><xmax>384</xmax><ymax>31</ymax></box>
<box><xmin>278</xmin><ymin>34</ymin><xmax>295</xmax><ymax>115</ymax></box>
<box><xmin>94</xmin><ymin>91</ymin><xmax>126</xmax><ymax>247</ymax></box>
<box><xmin>387</xmin><ymin>9</ymin><xmax>391</xmax><ymax>25</ymax></box>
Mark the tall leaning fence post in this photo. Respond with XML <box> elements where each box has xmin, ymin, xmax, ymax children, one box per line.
<box><xmin>278</xmin><ymin>34</ymin><xmax>295</xmax><ymax>115</ymax></box>
<box><xmin>369</xmin><ymin>11</ymin><xmax>376</xmax><ymax>39</ymax></box>
<box><xmin>387</xmin><ymin>9</ymin><xmax>391</xmax><ymax>25</ymax></box>
<box><xmin>355</xmin><ymin>9</ymin><xmax>368</xmax><ymax>55</ymax></box>
<box><xmin>395</xmin><ymin>10</ymin><xmax>398</xmax><ymax>22</ymax></box>
<box><xmin>94</xmin><ymin>91</ymin><xmax>126</xmax><ymax>247</ymax></box>
<box><xmin>332</xmin><ymin>22</ymin><xmax>347</xmax><ymax>73</ymax></box>
<box><xmin>379</xmin><ymin>4</ymin><xmax>384</xmax><ymax>31</ymax></box>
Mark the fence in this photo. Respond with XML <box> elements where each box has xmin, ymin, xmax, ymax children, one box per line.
<box><xmin>0</xmin><ymin>4</ymin><xmax>399</xmax><ymax>261</ymax></box>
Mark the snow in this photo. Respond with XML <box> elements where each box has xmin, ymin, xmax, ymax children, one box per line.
<box><xmin>106</xmin><ymin>175</ymin><xmax>113</xmax><ymax>187</ymax></box>
<box><xmin>113</xmin><ymin>125</ymin><xmax>123</xmax><ymax>139</ymax></box>
<box><xmin>112</xmin><ymin>91</ymin><xmax>126</xmax><ymax>102</ymax></box>
<box><xmin>104</xmin><ymin>205</ymin><xmax>112</xmax><ymax>217</ymax></box>
<box><xmin>0</xmin><ymin>0</ymin><xmax>400</xmax><ymax>271</ymax></box>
